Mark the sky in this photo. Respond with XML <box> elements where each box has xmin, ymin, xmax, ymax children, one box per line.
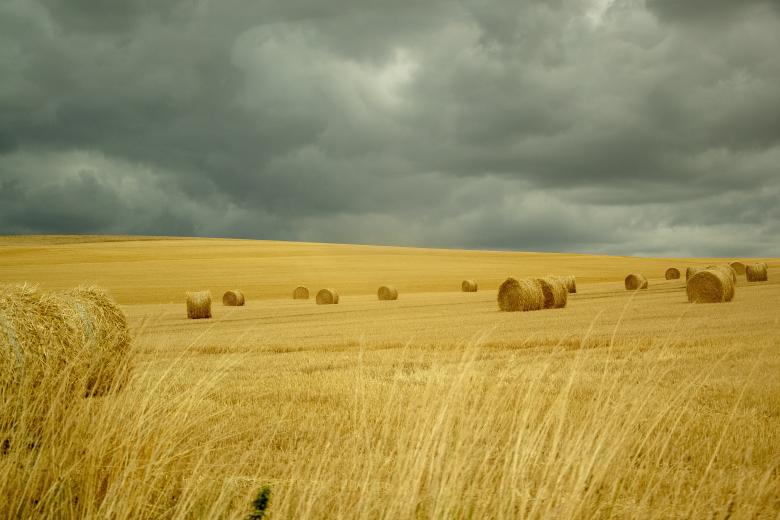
<box><xmin>1</xmin><ymin>0</ymin><xmax>779</xmax><ymax>257</ymax></box>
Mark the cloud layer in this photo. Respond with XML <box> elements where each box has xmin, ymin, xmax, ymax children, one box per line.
<box><xmin>1</xmin><ymin>0</ymin><xmax>779</xmax><ymax>256</ymax></box>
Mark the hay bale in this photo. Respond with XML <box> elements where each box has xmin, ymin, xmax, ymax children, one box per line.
<box><xmin>461</xmin><ymin>280</ymin><xmax>478</xmax><ymax>292</ymax></box>
<box><xmin>687</xmin><ymin>269</ymin><xmax>735</xmax><ymax>303</ymax></box>
<box><xmin>686</xmin><ymin>266</ymin><xmax>705</xmax><ymax>281</ymax></box>
<box><xmin>561</xmin><ymin>275</ymin><xmax>577</xmax><ymax>294</ymax></box>
<box><xmin>377</xmin><ymin>286</ymin><xmax>398</xmax><ymax>301</ymax></box>
<box><xmin>729</xmin><ymin>261</ymin><xmax>746</xmax><ymax>275</ymax></box>
<box><xmin>186</xmin><ymin>291</ymin><xmax>212</xmax><ymax>319</ymax></box>
<box><xmin>222</xmin><ymin>289</ymin><xmax>245</xmax><ymax>306</ymax></box>
<box><xmin>746</xmin><ymin>263</ymin><xmax>768</xmax><ymax>282</ymax></box>
<box><xmin>497</xmin><ymin>277</ymin><xmax>544</xmax><ymax>312</ymax></box>
<box><xmin>707</xmin><ymin>265</ymin><xmax>737</xmax><ymax>284</ymax></box>
<box><xmin>316</xmin><ymin>288</ymin><xmax>339</xmax><ymax>305</ymax></box>
<box><xmin>665</xmin><ymin>268</ymin><xmax>681</xmax><ymax>280</ymax></box>
<box><xmin>537</xmin><ymin>277</ymin><xmax>568</xmax><ymax>309</ymax></box>
<box><xmin>292</xmin><ymin>286</ymin><xmax>310</xmax><ymax>299</ymax></box>
<box><xmin>0</xmin><ymin>284</ymin><xmax>131</xmax><ymax>397</ymax></box>
<box><xmin>624</xmin><ymin>274</ymin><xmax>648</xmax><ymax>291</ymax></box>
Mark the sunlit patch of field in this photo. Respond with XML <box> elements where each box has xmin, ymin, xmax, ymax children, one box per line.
<box><xmin>1</xmin><ymin>236</ymin><xmax>778</xmax><ymax>518</ymax></box>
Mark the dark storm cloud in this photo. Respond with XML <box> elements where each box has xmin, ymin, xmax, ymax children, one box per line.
<box><xmin>1</xmin><ymin>0</ymin><xmax>779</xmax><ymax>256</ymax></box>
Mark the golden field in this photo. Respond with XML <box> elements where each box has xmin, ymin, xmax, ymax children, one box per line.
<box><xmin>1</xmin><ymin>235</ymin><xmax>778</xmax><ymax>519</ymax></box>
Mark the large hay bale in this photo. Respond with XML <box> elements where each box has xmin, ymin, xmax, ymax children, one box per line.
<box><xmin>560</xmin><ymin>275</ymin><xmax>577</xmax><ymax>294</ymax></box>
<box><xmin>665</xmin><ymin>268</ymin><xmax>681</xmax><ymax>280</ymax></box>
<box><xmin>222</xmin><ymin>289</ymin><xmax>245</xmax><ymax>306</ymax></box>
<box><xmin>186</xmin><ymin>291</ymin><xmax>212</xmax><ymax>319</ymax></box>
<box><xmin>0</xmin><ymin>284</ymin><xmax>131</xmax><ymax>397</ymax></box>
<box><xmin>687</xmin><ymin>270</ymin><xmax>735</xmax><ymax>303</ymax></box>
<box><xmin>497</xmin><ymin>277</ymin><xmax>544</xmax><ymax>312</ymax></box>
<box><xmin>461</xmin><ymin>280</ymin><xmax>478</xmax><ymax>292</ymax></box>
<box><xmin>624</xmin><ymin>274</ymin><xmax>648</xmax><ymax>291</ymax></box>
<box><xmin>537</xmin><ymin>277</ymin><xmax>568</xmax><ymax>309</ymax></box>
<box><xmin>686</xmin><ymin>266</ymin><xmax>705</xmax><ymax>281</ymax></box>
<box><xmin>729</xmin><ymin>261</ymin><xmax>746</xmax><ymax>275</ymax></box>
<box><xmin>293</xmin><ymin>286</ymin><xmax>310</xmax><ymax>299</ymax></box>
<box><xmin>316</xmin><ymin>288</ymin><xmax>339</xmax><ymax>305</ymax></box>
<box><xmin>377</xmin><ymin>286</ymin><xmax>398</xmax><ymax>301</ymax></box>
<box><xmin>707</xmin><ymin>265</ymin><xmax>737</xmax><ymax>284</ymax></box>
<box><xmin>746</xmin><ymin>263</ymin><xmax>768</xmax><ymax>282</ymax></box>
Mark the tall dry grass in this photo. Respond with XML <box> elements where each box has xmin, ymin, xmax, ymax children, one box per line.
<box><xmin>1</xmin><ymin>306</ymin><xmax>777</xmax><ymax>519</ymax></box>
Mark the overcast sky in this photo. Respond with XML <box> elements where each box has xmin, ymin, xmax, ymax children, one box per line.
<box><xmin>1</xmin><ymin>0</ymin><xmax>779</xmax><ymax>256</ymax></box>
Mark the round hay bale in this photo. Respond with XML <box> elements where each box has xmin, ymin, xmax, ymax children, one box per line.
<box><xmin>665</xmin><ymin>268</ymin><xmax>681</xmax><ymax>280</ymax></box>
<box><xmin>537</xmin><ymin>277</ymin><xmax>568</xmax><ymax>309</ymax></box>
<box><xmin>377</xmin><ymin>286</ymin><xmax>398</xmax><ymax>301</ymax></box>
<box><xmin>461</xmin><ymin>280</ymin><xmax>478</xmax><ymax>292</ymax></box>
<box><xmin>624</xmin><ymin>274</ymin><xmax>648</xmax><ymax>291</ymax></box>
<box><xmin>316</xmin><ymin>288</ymin><xmax>339</xmax><ymax>305</ymax></box>
<box><xmin>186</xmin><ymin>291</ymin><xmax>212</xmax><ymax>319</ymax></box>
<box><xmin>687</xmin><ymin>270</ymin><xmax>735</xmax><ymax>303</ymax></box>
<box><xmin>706</xmin><ymin>265</ymin><xmax>737</xmax><ymax>284</ymax></box>
<box><xmin>746</xmin><ymin>263</ymin><xmax>768</xmax><ymax>282</ymax></box>
<box><xmin>0</xmin><ymin>284</ymin><xmax>131</xmax><ymax>398</ymax></box>
<box><xmin>686</xmin><ymin>266</ymin><xmax>705</xmax><ymax>281</ymax></box>
<box><xmin>292</xmin><ymin>286</ymin><xmax>310</xmax><ymax>299</ymax></box>
<box><xmin>729</xmin><ymin>261</ymin><xmax>746</xmax><ymax>275</ymax></box>
<box><xmin>497</xmin><ymin>277</ymin><xmax>544</xmax><ymax>312</ymax></box>
<box><xmin>222</xmin><ymin>289</ymin><xmax>245</xmax><ymax>306</ymax></box>
<box><xmin>561</xmin><ymin>275</ymin><xmax>577</xmax><ymax>294</ymax></box>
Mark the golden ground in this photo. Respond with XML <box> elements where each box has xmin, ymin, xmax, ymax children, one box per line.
<box><xmin>1</xmin><ymin>235</ymin><xmax>778</xmax><ymax>518</ymax></box>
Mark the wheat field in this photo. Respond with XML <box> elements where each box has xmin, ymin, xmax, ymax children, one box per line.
<box><xmin>1</xmin><ymin>235</ymin><xmax>778</xmax><ymax>519</ymax></box>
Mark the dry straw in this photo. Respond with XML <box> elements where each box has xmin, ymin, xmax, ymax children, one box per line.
<box><xmin>729</xmin><ymin>261</ymin><xmax>746</xmax><ymax>275</ymax></box>
<box><xmin>497</xmin><ymin>277</ymin><xmax>544</xmax><ymax>312</ymax></box>
<box><xmin>293</xmin><ymin>286</ymin><xmax>310</xmax><ymax>299</ymax></box>
<box><xmin>461</xmin><ymin>280</ymin><xmax>478</xmax><ymax>292</ymax></box>
<box><xmin>746</xmin><ymin>263</ymin><xmax>768</xmax><ymax>282</ymax></box>
<box><xmin>686</xmin><ymin>266</ymin><xmax>704</xmax><ymax>281</ymax></box>
<box><xmin>558</xmin><ymin>275</ymin><xmax>577</xmax><ymax>294</ymax></box>
<box><xmin>316</xmin><ymin>288</ymin><xmax>339</xmax><ymax>305</ymax></box>
<box><xmin>0</xmin><ymin>284</ymin><xmax>131</xmax><ymax>398</ymax></box>
<box><xmin>222</xmin><ymin>289</ymin><xmax>245</xmax><ymax>306</ymax></box>
<box><xmin>537</xmin><ymin>277</ymin><xmax>568</xmax><ymax>309</ymax></box>
<box><xmin>687</xmin><ymin>269</ymin><xmax>735</xmax><ymax>303</ymax></box>
<box><xmin>186</xmin><ymin>291</ymin><xmax>212</xmax><ymax>319</ymax></box>
<box><xmin>665</xmin><ymin>268</ymin><xmax>681</xmax><ymax>280</ymax></box>
<box><xmin>707</xmin><ymin>265</ymin><xmax>737</xmax><ymax>284</ymax></box>
<box><xmin>624</xmin><ymin>274</ymin><xmax>648</xmax><ymax>291</ymax></box>
<box><xmin>377</xmin><ymin>286</ymin><xmax>399</xmax><ymax>301</ymax></box>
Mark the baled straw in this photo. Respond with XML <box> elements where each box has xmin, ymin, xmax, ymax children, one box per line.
<box><xmin>186</xmin><ymin>291</ymin><xmax>212</xmax><ymax>319</ymax></box>
<box><xmin>497</xmin><ymin>277</ymin><xmax>544</xmax><ymax>312</ymax></box>
<box><xmin>316</xmin><ymin>288</ymin><xmax>340</xmax><ymax>305</ymax></box>
<box><xmin>687</xmin><ymin>269</ymin><xmax>735</xmax><ymax>303</ymax></box>
<box><xmin>665</xmin><ymin>268</ymin><xmax>681</xmax><ymax>280</ymax></box>
<box><xmin>624</xmin><ymin>274</ymin><xmax>648</xmax><ymax>291</ymax></box>
<box><xmin>222</xmin><ymin>289</ymin><xmax>245</xmax><ymax>306</ymax></box>
<box><xmin>461</xmin><ymin>280</ymin><xmax>478</xmax><ymax>292</ymax></box>
<box><xmin>377</xmin><ymin>286</ymin><xmax>399</xmax><ymax>301</ymax></box>
<box><xmin>293</xmin><ymin>286</ymin><xmax>310</xmax><ymax>299</ymax></box>
<box><xmin>537</xmin><ymin>277</ymin><xmax>568</xmax><ymax>309</ymax></box>
<box><xmin>729</xmin><ymin>261</ymin><xmax>746</xmax><ymax>275</ymax></box>
<box><xmin>686</xmin><ymin>266</ymin><xmax>704</xmax><ymax>281</ymax></box>
<box><xmin>746</xmin><ymin>263</ymin><xmax>768</xmax><ymax>282</ymax></box>
<box><xmin>706</xmin><ymin>265</ymin><xmax>737</xmax><ymax>284</ymax></box>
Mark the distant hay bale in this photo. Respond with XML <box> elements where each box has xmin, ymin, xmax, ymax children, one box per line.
<box><xmin>222</xmin><ymin>289</ymin><xmax>245</xmax><ymax>306</ymax></box>
<box><xmin>561</xmin><ymin>275</ymin><xmax>577</xmax><ymax>294</ymax></box>
<box><xmin>377</xmin><ymin>286</ymin><xmax>398</xmax><ymax>301</ymax></box>
<box><xmin>624</xmin><ymin>274</ymin><xmax>648</xmax><ymax>291</ymax></box>
<box><xmin>497</xmin><ymin>277</ymin><xmax>544</xmax><ymax>312</ymax></box>
<box><xmin>292</xmin><ymin>286</ymin><xmax>310</xmax><ymax>299</ymax></box>
<box><xmin>461</xmin><ymin>280</ymin><xmax>478</xmax><ymax>292</ymax></box>
<box><xmin>746</xmin><ymin>263</ymin><xmax>768</xmax><ymax>282</ymax></box>
<box><xmin>186</xmin><ymin>291</ymin><xmax>212</xmax><ymax>319</ymax></box>
<box><xmin>0</xmin><ymin>284</ymin><xmax>131</xmax><ymax>398</ymax></box>
<box><xmin>537</xmin><ymin>277</ymin><xmax>568</xmax><ymax>309</ymax></box>
<box><xmin>729</xmin><ymin>261</ymin><xmax>746</xmax><ymax>275</ymax></box>
<box><xmin>706</xmin><ymin>265</ymin><xmax>737</xmax><ymax>284</ymax></box>
<box><xmin>665</xmin><ymin>268</ymin><xmax>681</xmax><ymax>280</ymax></box>
<box><xmin>316</xmin><ymin>288</ymin><xmax>339</xmax><ymax>305</ymax></box>
<box><xmin>687</xmin><ymin>269</ymin><xmax>735</xmax><ymax>303</ymax></box>
<box><xmin>686</xmin><ymin>267</ymin><xmax>704</xmax><ymax>281</ymax></box>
